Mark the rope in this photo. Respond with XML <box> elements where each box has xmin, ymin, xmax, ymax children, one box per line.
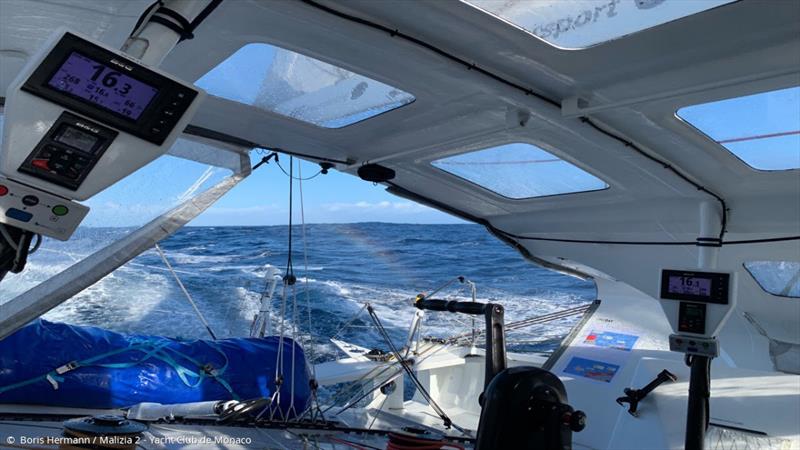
<box><xmin>445</xmin><ymin>304</ymin><xmax>590</xmax><ymax>344</ymax></box>
<box><xmin>0</xmin><ymin>339</ymin><xmax>239</xmax><ymax>399</ymax></box>
<box><xmin>298</xmin><ymin>159</ymin><xmax>326</xmax><ymax>422</ymax></box>
<box><xmin>276</xmin><ymin>159</ymin><xmax>323</xmax><ymax>180</ymax></box>
<box><xmin>366</xmin><ymin>304</ymin><xmax>465</xmax><ymax>433</ymax></box>
<box><xmin>287</xmin><ymin>282</ymin><xmax>299</xmax><ymax>419</ymax></box>
<box><xmin>325</xmin><ymin>340</ymin><xmax>446</xmax><ymax>416</ymax></box>
<box><xmin>298</xmin><ymin>161</ymin><xmax>317</xmax><ymax>371</ymax></box>
<box><xmin>154</xmin><ymin>243</ymin><xmax>217</xmax><ymax>340</ymax></box>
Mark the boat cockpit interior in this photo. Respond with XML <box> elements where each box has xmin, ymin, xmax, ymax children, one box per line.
<box><xmin>0</xmin><ymin>0</ymin><xmax>798</xmax><ymax>449</ymax></box>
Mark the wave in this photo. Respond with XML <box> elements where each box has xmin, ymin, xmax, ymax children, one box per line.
<box><xmin>1</xmin><ymin>224</ymin><xmax>596</xmax><ymax>360</ymax></box>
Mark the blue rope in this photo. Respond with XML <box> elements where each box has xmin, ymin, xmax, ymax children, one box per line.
<box><xmin>0</xmin><ymin>339</ymin><xmax>239</xmax><ymax>400</ymax></box>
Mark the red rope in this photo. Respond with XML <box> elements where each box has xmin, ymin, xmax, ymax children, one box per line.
<box><xmin>385</xmin><ymin>433</ymin><xmax>465</xmax><ymax>450</ymax></box>
<box><xmin>328</xmin><ymin>436</ymin><xmax>371</xmax><ymax>450</ymax></box>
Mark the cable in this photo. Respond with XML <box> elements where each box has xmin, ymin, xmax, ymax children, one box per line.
<box><xmin>388</xmin><ymin>181</ymin><xmax>796</xmax><ymax>247</ymax></box>
<box><xmin>189</xmin><ymin>0</ymin><xmax>224</xmax><ymax>32</ymax></box>
<box><xmin>183</xmin><ymin>125</ymin><xmax>351</xmax><ymax>165</ymax></box>
<box><xmin>276</xmin><ymin>159</ymin><xmax>323</xmax><ymax>181</ymax></box>
<box><xmin>366</xmin><ymin>304</ymin><xmax>464</xmax><ymax>433</ymax></box>
<box><xmin>300</xmin><ymin>1</ymin><xmax>736</xmax><ymax>245</ymax></box>
<box><xmin>284</xmin><ymin>156</ymin><xmax>295</xmax><ymax>283</ymax></box>
<box><xmin>496</xmin><ymin>229</ymin><xmax>800</xmax><ymax>246</ymax></box>
<box><xmin>29</xmin><ymin>234</ymin><xmax>42</xmax><ymax>254</ymax></box>
<box><xmin>130</xmin><ymin>0</ymin><xmax>224</xmax><ymax>42</ymax></box>
<box><xmin>129</xmin><ymin>1</ymin><xmax>163</xmax><ymax>38</ymax></box>
<box><xmin>0</xmin><ymin>224</ymin><xmax>19</xmax><ymax>251</ymax></box>
<box><xmin>581</xmin><ymin>117</ymin><xmax>728</xmax><ymax>242</ymax></box>
<box><xmin>722</xmin><ymin>235</ymin><xmax>800</xmax><ymax>245</ymax></box>
<box><xmin>328</xmin><ymin>436</ymin><xmax>379</xmax><ymax>450</ymax></box>
<box><xmin>154</xmin><ymin>243</ymin><xmax>217</xmax><ymax>340</ymax></box>
<box><xmin>299</xmin><ymin>0</ymin><xmax>559</xmax><ymax>108</ymax></box>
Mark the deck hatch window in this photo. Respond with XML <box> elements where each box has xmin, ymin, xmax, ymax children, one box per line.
<box><xmin>744</xmin><ymin>261</ymin><xmax>800</xmax><ymax>298</ymax></box>
<box><xmin>677</xmin><ymin>87</ymin><xmax>800</xmax><ymax>170</ymax></box>
<box><xmin>431</xmin><ymin>143</ymin><xmax>608</xmax><ymax>199</ymax></box>
<box><xmin>461</xmin><ymin>0</ymin><xmax>736</xmax><ymax>49</ymax></box>
<box><xmin>196</xmin><ymin>43</ymin><xmax>415</xmax><ymax>128</ymax></box>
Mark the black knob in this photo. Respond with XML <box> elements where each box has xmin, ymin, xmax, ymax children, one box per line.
<box><xmin>566</xmin><ymin>410</ymin><xmax>587</xmax><ymax>432</ymax></box>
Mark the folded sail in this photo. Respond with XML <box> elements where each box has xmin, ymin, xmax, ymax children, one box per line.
<box><xmin>0</xmin><ymin>320</ymin><xmax>310</xmax><ymax>415</ymax></box>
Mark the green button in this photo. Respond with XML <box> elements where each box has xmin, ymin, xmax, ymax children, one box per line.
<box><xmin>52</xmin><ymin>205</ymin><xmax>69</xmax><ymax>216</ymax></box>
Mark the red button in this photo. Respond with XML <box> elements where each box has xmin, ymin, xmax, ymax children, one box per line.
<box><xmin>31</xmin><ymin>159</ymin><xmax>50</xmax><ymax>170</ymax></box>
<box><xmin>0</xmin><ymin>185</ymin><xmax>7</xmax><ymax>196</ymax></box>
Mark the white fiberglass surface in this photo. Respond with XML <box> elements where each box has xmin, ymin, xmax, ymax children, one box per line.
<box><xmin>745</xmin><ymin>261</ymin><xmax>800</xmax><ymax>298</ymax></box>
<box><xmin>0</xmin><ymin>113</ymin><xmax>234</xmax><ymax>304</ymax></box>
<box><xmin>431</xmin><ymin>142</ymin><xmax>608</xmax><ymax>199</ymax></box>
<box><xmin>462</xmin><ymin>0</ymin><xmax>736</xmax><ymax>49</ymax></box>
<box><xmin>196</xmin><ymin>43</ymin><xmax>415</xmax><ymax>128</ymax></box>
<box><xmin>677</xmin><ymin>86</ymin><xmax>800</xmax><ymax>171</ymax></box>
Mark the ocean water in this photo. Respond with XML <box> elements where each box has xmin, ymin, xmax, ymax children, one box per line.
<box><xmin>1</xmin><ymin>223</ymin><xmax>596</xmax><ymax>364</ymax></box>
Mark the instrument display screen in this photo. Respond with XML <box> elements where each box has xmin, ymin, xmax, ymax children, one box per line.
<box><xmin>660</xmin><ymin>269</ymin><xmax>730</xmax><ymax>304</ymax></box>
<box><xmin>55</xmin><ymin>125</ymin><xmax>99</xmax><ymax>153</ymax></box>
<box><xmin>47</xmin><ymin>51</ymin><xmax>159</xmax><ymax>120</ymax></box>
<box><xmin>667</xmin><ymin>276</ymin><xmax>712</xmax><ymax>297</ymax></box>
<box><xmin>22</xmin><ymin>32</ymin><xmax>199</xmax><ymax>145</ymax></box>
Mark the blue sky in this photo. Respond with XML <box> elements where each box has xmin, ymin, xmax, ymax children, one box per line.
<box><xmin>79</xmin><ymin>151</ymin><xmax>462</xmax><ymax>226</ymax></box>
<box><xmin>193</xmin><ymin>154</ymin><xmax>462</xmax><ymax>226</ymax></box>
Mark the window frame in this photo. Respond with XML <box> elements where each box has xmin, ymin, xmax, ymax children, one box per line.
<box><xmin>196</xmin><ymin>42</ymin><xmax>416</xmax><ymax>130</ymax></box>
<box><xmin>429</xmin><ymin>141</ymin><xmax>610</xmax><ymax>201</ymax></box>
<box><xmin>743</xmin><ymin>261</ymin><xmax>800</xmax><ymax>299</ymax></box>
<box><xmin>674</xmin><ymin>86</ymin><xmax>800</xmax><ymax>173</ymax></box>
<box><xmin>459</xmin><ymin>0</ymin><xmax>740</xmax><ymax>50</ymax></box>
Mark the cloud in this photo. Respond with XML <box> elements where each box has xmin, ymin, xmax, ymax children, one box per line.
<box><xmin>202</xmin><ymin>204</ymin><xmax>283</xmax><ymax>215</ymax></box>
<box><xmin>321</xmin><ymin>201</ymin><xmax>430</xmax><ymax>213</ymax></box>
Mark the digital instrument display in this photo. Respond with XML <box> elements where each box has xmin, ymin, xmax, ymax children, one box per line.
<box><xmin>21</xmin><ymin>32</ymin><xmax>198</xmax><ymax>145</ymax></box>
<box><xmin>660</xmin><ymin>269</ymin><xmax>730</xmax><ymax>304</ymax></box>
<box><xmin>678</xmin><ymin>302</ymin><xmax>706</xmax><ymax>334</ymax></box>
<box><xmin>18</xmin><ymin>111</ymin><xmax>117</xmax><ymax>191</ymax></box>
<box><xmin>47</xmin><ymin>52</ymin><xmax>158</xmax><ymax>120</ymax></box>
<box><xmin>55</xmin><ymin>125</ymin><xmax>98</xmax><ymax>153</ymax></box>
<box><xmin>668</xmin><ymin>276</ymin><xmax>712</xmax><ymax>297</ymax></box>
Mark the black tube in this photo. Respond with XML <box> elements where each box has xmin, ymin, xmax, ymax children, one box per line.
<box><xmin>484</xmin><ymin>304</ymin><xmax>507</xmax><ymax>391</ymax></box>
<box><xmin>415</xmin><ymin>298</ymin><xmax>487</xmax><ymax>315</ymax></box>
<box><xmin>685</xmin><ymin>356</ymin><xmax>711</xmax><ymax>450</ymax></box>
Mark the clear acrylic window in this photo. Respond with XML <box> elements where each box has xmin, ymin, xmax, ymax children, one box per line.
<box><xmin>196</xmin><ymin>43</ymin><xmax>415</xmax><ymax>128</ymax></box>
<box><xmin>744</xmin><ymin>261</ymin><xmax>800</xmax><ymax>298</ymax></box>
<box><xmin>677</xmin><ymin>87</ymin><xmax>800</xmax><ymax>170</ymax></box>
<box><xmin>431</xmin><ymin>142</ymin><xmax>608</xmax><ymax>199</ymax></box>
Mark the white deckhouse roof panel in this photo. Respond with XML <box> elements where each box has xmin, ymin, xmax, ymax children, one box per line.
<box><xmin>462</xmin><ymin>0</ymin><xmax>737</xmax><ymax>48</ymax></box>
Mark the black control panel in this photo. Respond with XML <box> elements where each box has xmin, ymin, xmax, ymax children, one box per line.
<box><xmin>678</xmin><ymin>302</ymin><xmax>706</xmax><ymax>334</ymax></box>
<box><xmin>18</xmin><ymin>112</ymin><xmax>117</xmax><ymax>190</ymax></box>
<box><xmin>660</xmin><ymin>269</ymin><xmax>730</xmax><ymax>304</ymax></box>
<box><xmin>21</xmin><ymin>32</ymin><xmax>197</xmax><ymax>145</ymax></box>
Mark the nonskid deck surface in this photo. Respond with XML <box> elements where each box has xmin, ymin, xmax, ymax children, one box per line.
<box><xmin>0</xmin><ymin>409</ymin><xmax>473</xmax><ymax>450</ymax></box>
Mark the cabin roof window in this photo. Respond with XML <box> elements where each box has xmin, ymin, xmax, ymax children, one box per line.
<box><xmin>196</xmin><ymin>43</ymin><xmax>414</xmax><ymax>128</ymax></box>
<box><xmin>461</xmin><ymin>0</ymin><xmax>736</xmax><ymax>49</ymax></box>
<box><xmin>431</xmin><ymin>143</ymin><xmax>608</xmax><ymax>199</ymax></box>
<box><xmin>677</xmin><ymin>87</ymin><xmax>800</xmax><ymax>171</ymax></box>
<box><xmin>744</xmin><ymin>261</ymin><xmax>800</xmax><ymax>298</ymax></box>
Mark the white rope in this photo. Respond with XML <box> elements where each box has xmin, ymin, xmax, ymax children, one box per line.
<box><xmin>298</xmin><ymin>159</ymin><xmax>317</xmax><ymax>373</ymax></box>
<box><xmin>154</xmin><ymin>243</ymin><xmax>217</xmax><ymax>340</ymax></box>
<box><xmin>270</xmin><ymin>280</ymin><xmax>289</xmax><ymax>421</ymax></box>
<box><xmin>296</xmin><ymin>160</ymin><xmax>329</xmax><ymax>422</ymax></box>
<box><xmin>286</xmin><ymin>282</ymin><xmax>299</xmax><ymax>420</ymax></box>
